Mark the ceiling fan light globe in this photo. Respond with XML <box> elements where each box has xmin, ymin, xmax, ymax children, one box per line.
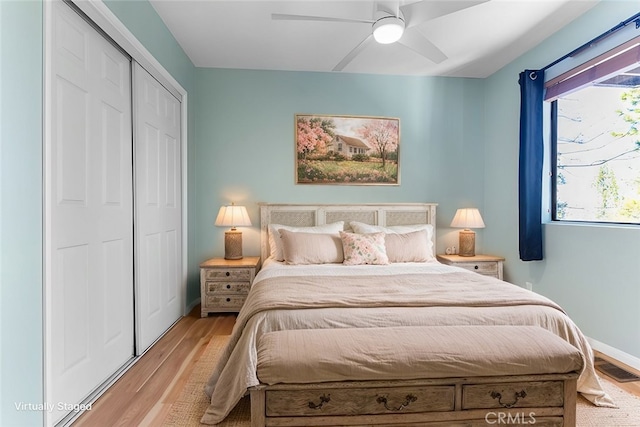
<box><xmin>372</xmin><ymin>16</ymin><xmax>405</xmax><ymax>44</ymax></box>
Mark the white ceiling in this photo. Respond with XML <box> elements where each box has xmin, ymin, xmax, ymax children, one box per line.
<box><xmin>148</xmin><ymin>0</ymin><xmax>598</xmax><ymax>78</ymax></box>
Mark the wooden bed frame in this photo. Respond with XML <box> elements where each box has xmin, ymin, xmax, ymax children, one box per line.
<box><xmin>251</xmin><ymin>203</ymin><xmax>579</xmax><ymax>427</ymax></box>
<box><xmin>258</xmin><ymin>202</ymin><xmax>437</xmax><ymax>261</ymax></box>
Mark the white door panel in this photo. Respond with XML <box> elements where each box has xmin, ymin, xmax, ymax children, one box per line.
<box><xmin>134</xmin><ymin>63</ymin><xmax>182</xmax><ymax>353</ymax></box>
<box><xmin>47</xmin><ymin>2</ymin><xmax>134</xmax><ymax>424</ymax></box>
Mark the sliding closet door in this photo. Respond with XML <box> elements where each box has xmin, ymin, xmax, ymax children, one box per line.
<box><xmin>134</xmin><ymin>63</ymin><xmax>183</xmax><ymax>352</ymax></box>
<box><xmin>47</xmin><ymin>1</ymin><xmax>134</xmax><ymax>424</ymax></box>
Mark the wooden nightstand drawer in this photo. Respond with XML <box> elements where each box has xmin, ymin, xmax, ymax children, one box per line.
<box><xmin>456</xmin><ymin>262</ymin><xmax>498</xmax><ymax>276</ymax></box>
<box><xmin>436</xmin><ymin>254</ymin><xmax>504</xmax><ymax>280</ymax></box>
<box><xmin>207</xmin><ymin>281</ymin><xmax>251</xmax><ymax>294</ymax></box>
<box><xmin>206</xmin><ymin>294</ymin><xmax>247</xmax><ymax>309</ymax></box>
<box><xmin>204</xmin><ymin>268</ymin><xmax>251</xmax><ymax>281</ymax></box>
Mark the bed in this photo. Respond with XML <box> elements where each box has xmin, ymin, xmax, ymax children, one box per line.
<box><xmin>201</xmin><ymin>203</ymin><xmax>614</xmax><ymax>425</ymax></box>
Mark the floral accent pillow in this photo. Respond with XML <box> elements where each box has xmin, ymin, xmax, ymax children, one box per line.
<box><xmin>340</xmin><ymin>231</ymin><xmax>389</xmax><ymax>265</ymax></box>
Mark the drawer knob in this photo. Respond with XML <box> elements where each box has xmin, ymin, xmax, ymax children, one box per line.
<box><xmin>226</xmin><ymin>298</ymin><xmax>231</xmax><ymax>302</ymax></box>
<box><xmin>226</xmin><ymin>284</ymin><xmax>231</xmax><ymax>289</ymax></box>
<box><xmin>474</xmin><ymin>265</ymin><xmax>479</xmax><ymax>270</ymax></box>
<box><xmin>308</xmin><ymin>394</ymin><xmax>331</xmax><ymax>410</ymax></box>
<box><xmin>490</xmin><ymin>390</ymin><xmax>527</xmax><ymax>408</ymax></box>
<box><xmin>225</xmin><ymin>271</ymin><xmax>230</xmax><ymax>276</ymax></box>
<box><xmin>376</xmin><ymin>394</ymin><xmax>417</xmax><ymax>412</ymax></box>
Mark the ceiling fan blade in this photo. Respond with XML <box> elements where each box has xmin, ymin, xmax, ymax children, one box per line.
<box><xmin>333</xmin><ymin>34</ymin><xmax>375</xmax><ymax>72</ymax></box>
<box><xmin>400</xmin><ymin>0</ymin><xmax>489</xmax><ymax>28</ymax></box>
<box><xmin>272</xmin><ymin>13</ymin><xmax>374</xmax><ymax>25</ymax></box>
<box><xmin>398</xmin><ymin>30</ymin><xmax>447</xmax><ymax>64</ymax></box>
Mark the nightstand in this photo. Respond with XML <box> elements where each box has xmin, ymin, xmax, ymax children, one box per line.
<box><xmin>436</xmin><ymin>254</ymin><xmax>504</xmax><ymax>280</ymax></box>
<box><xmin>199</xmin><ymin>256</ymin><xmax>261</xmax><ymax>317</ymax></box>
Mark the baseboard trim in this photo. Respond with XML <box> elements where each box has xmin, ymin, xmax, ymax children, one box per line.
<box><xmin>587</xmin><ymin>336</ymin><xmax>640</xmax><ymax>373</ymax></box>
<box><xmin>186</xmin><ymin>297</ymin><xmax>201</xmax><ymax>315</ymax></box>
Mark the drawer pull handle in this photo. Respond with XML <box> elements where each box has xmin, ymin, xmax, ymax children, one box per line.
<box><xmin>225</xmin><ymin>272</ymin><xmax>230</xmax><ymax>276</ymax></box>
<box><xmin>226</xmin><ymin>284</ymin><xmax>231</xmax><ymax>289</ymax></box>
<box><xmin>490</xmin><ymin>390</ymin><xmax>527</xmax><ymax>408</ymax></box>
<box><xmin>474</xmin><ymin>265</ymin><xmax>479</xmax><ymax>270</ymax></box>
<box><xmin>308</xmin><ymin>394</ymin><xmax>330</xmax><ymax>410</ymax></box>
<box><xmin>376</xmin><ymin>394</ymin><xmax>417</xmax><ymax>412</ymax></box>
<box><xmin>226</xmin><ymin>298</ymin><xmax>231</xmax><ymax>302</ymax></box>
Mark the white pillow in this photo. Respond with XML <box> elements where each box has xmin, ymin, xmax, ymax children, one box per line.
<box><xmin>279</xmin><ymin>230</ymin><xmax>343</xmax><ymax>265</ymax></box>
<box><xmin>268</xmin><ymin>221</ymin><xmax>344</xmax><ymax>261</ymax></box>
<box><xmin>349</xmin><ymin>221</ymin><xmax>435</xmax><ymax>261</ymax></box>
<box><xmin>384</xmin><ymin>230</ymin><xmax>432</xmax><ymax>263</ymax></box>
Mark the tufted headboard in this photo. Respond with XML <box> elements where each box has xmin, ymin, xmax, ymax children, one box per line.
<box><xmin>259</xmin><ymin>203</ymin><xmax>437</xmax><ymax>261</ymax></box>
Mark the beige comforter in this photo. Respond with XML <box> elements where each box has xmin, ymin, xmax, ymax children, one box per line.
<box><xmin>201</xmin><ymin>262</ymin><xmax>614</xmax><ymax>425</ymax></box>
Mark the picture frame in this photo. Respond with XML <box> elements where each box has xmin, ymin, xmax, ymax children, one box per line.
<box><xmin>295</xmin><ymin>114</ymin><xmax>400</xmax><ymax>185</ymax></box>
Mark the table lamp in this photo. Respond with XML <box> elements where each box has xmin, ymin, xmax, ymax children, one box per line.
<box><xmin>450</xmin><ymin>208</ymin><xmax>485</xmax><ymax>257</ymax></box>
<box><xmin>215</xmin><ymin>203</ymin><xmax>252</xmax><ymax>259</ymax></box>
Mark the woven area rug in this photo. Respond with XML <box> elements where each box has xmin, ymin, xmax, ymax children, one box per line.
<box><xmin>164</xmin><ymin>335</ymin><xmax>640</xmax><ymax>426</ymax></box>
<box><xmin>162</xmin><ymin>335</ymin><xmax>249</xmax><ymax>427</ymax></box>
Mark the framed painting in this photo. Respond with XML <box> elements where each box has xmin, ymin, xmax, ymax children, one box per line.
<box><xmin>295</xmin><ymin>114</ymin><xmax>400</xmax><ymax>185</ymax></box>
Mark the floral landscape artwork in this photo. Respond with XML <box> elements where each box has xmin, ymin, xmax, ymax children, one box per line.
<box><xmin>295</xmin><ymin>114</ymin><xmax>400</xmax><ymax>185</ymax></box>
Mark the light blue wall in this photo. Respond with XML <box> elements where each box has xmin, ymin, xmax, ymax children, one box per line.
<box><xmin>191</xmin><ymin>68</ymin><xmax>486</xmax><ymax>298</ymax></box>
<box><xmin>0</xmin><ymin>1</ymin><xmax>194</xmax><ymax>425</ymax></box>
<box><xmin>484</xmin><ymin>1</ymin><xmax>640</xmax><ymax>359</ymax></box>
<box><xmin>0</xmin><ymin>1</ymin><xmax>43</xmax><ymax>425</ymax></box>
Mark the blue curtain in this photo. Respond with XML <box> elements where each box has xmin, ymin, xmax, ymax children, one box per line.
<box><xmin>518</xmin><ymin>70</ymin><xmax>544</xmax><ymax>261</ymax></box>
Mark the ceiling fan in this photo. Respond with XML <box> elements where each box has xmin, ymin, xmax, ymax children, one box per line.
<box><xmin>272</xmin><ymin>1</ymin><xmax>488</xmax><ymax>71</ymax></box>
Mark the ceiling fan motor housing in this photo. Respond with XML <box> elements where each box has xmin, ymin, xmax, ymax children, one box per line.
<box><xmin>372</xmin><ymin>15</ymin><xmax>405</xmax><ymax>44</ymax></box>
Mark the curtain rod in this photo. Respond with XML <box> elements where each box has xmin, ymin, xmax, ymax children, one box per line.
<box><xmin>541</xmin><ymin>11</ymin><xmax>640</xmax><ymax>72</ymax></box>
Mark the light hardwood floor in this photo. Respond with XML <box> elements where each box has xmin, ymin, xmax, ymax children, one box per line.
<box><xmin>74</xmin><ymin>307</ymin><xmax>640</xmax><ymax>426</ymax></box>
<box><xmin>74</xmin><ymin>308</ymin><xmax>235</xmax><ymax>426</ymax></box>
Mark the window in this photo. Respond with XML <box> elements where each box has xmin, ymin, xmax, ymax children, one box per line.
<box><xmin>548</xmin><ymin>39</ymin><xmax>640</xmax><ymax>224</ymax></box>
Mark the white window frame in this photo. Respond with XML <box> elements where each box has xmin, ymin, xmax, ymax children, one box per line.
<box><xmin>544</xmin><ymin>17</ymin><xmax>640</xmax><ymax>225</ymax></box>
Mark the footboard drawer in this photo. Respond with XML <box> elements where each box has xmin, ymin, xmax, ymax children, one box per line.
<box><xmin>265</xmin><ymin>385</ymin><xmax>455</xmax><ymax>417</ymax></box>
<box><xmin>462</xmin><ymin>381</ymin><xmax>564</xmax><ymax>409</ymax></box>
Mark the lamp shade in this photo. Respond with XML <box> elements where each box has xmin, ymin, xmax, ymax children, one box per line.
<box><xmin>372</xmin><ymin>16</ymin><xmax>405</xmax><ymax>44</ymax></box>
<box><xmin>214</xmin><ymin>204</ymin><xmax>252</xmax><ymax>228</ymax></box>
<box><xmin>450</xmin><ymin>208</ymin><xmax>485</xmax><ymax>229</ymax></box>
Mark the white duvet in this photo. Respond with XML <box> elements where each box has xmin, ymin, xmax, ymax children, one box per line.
<box><xmin>201</xmin><ymin>260</ymin><xmax>614</xmax><ymax>425</ymax></box>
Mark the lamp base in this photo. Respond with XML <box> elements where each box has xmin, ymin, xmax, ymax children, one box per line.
<box><xmin>458</xmin><ymin>229</ymin><xmax>476</xmax><ymax>257</ymax></box>
<box><xmin>224</xmin><ymin>230</ymin><xmax>243</xmax><ymax>260</ymax></box>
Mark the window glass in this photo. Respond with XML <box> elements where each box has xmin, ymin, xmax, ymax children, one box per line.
<box><xmin>553</xmin><ymin>67</ymin><xmax>640</xmax><ymax>223</ymax></box>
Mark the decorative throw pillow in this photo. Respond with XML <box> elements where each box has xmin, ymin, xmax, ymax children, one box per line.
<box><xmin>268</xmin><ymin>222</ymin><xmax>344</xmax><ymax>261</ymax></box>
<box><xmin>349</xmin><ymin>221</ymin><xmax>435</xmax><ymax>262</ymax></box>
<box><xmin>340</xmin><ymin>231</ymin><xmax>389</xmax><ymax>265</ymax></box>
<box><xmin>384</xmin><ymin>230</ymin><xmax>431</xmax><ymax>263</ymax></box>
<box><xmin>279</xmin><ymin>230</ymin><xmax>344</xmax><ymax>265</ymax></box>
